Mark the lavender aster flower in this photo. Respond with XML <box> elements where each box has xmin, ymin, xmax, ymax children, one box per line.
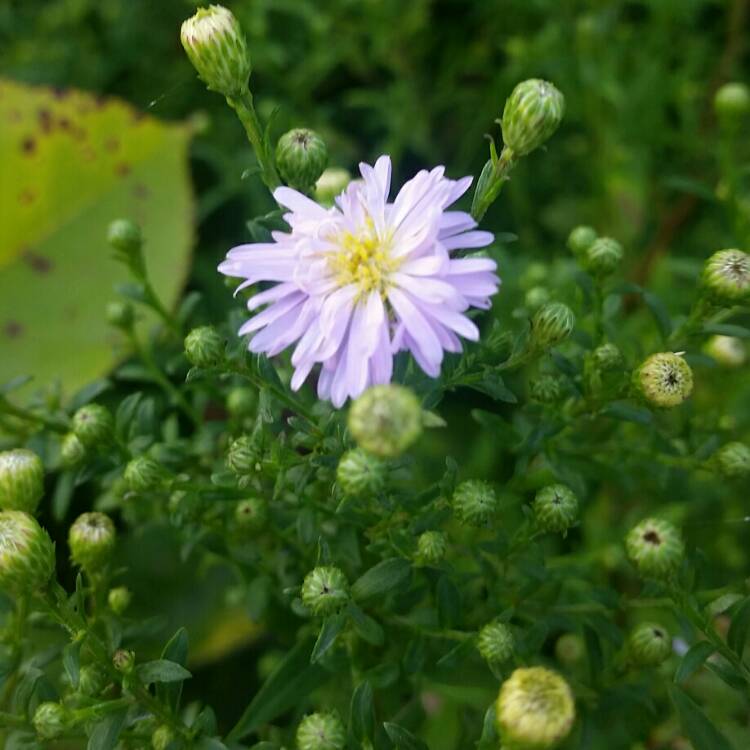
<box><xmin>219</xmin><ymin>156</ymin><xmax>500</xmax><ymax>406</ymax></box>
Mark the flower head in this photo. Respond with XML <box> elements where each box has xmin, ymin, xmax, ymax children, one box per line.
<box><xmin>625</xmin><ymin>517</ymin><xmax>684</xmax><ymax>580</ymax></box>
<box><xmin>219</xmin><ymin>156</ymin><xmax>499</xmax><ymax>407</ymax></box>
<box><xmin>634</xmin><ymin>352</ymin><xmax>693</xmax><ymax>408</ymax></box>
<box><xmin>0</xmin><ymin>510</ymin><xmax>56</xmax><ymax>594</ymax></box>
<box><xmin>701</xmin><ymin>249</ymin><xmax>750</xmax><ymax>304</ymax></box>
<box><xmin>0</xmin><ymin>448</ymin><xmax>44</xmax><ymax>513</ymax></box>
<box><xmin>69</xmin><ymin>512</ymin><xmax>116</xmax><ymax>571</ymax></box>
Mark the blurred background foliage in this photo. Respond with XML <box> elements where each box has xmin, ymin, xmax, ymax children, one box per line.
<box><xmin>2</xmin><ymin>0</ymin><xmax>750</xmax><ymax>747</ymax></box>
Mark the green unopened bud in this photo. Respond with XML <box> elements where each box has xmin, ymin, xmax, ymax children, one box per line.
<box><xmin>108</xmin><ymin>586</ymin><xmax>132</xmax><ymax>615</ymax></box>
<box><xmin>591</xmin><ymin>342</ymin><xmax>623</xmax><ymax>371</ymax></box>
<box><xmin>78</xmin><ymin>663</ymin><xmax>108</xmax><ymax>697</ymax></box>
<box><xmin>276</xmin><ymin>129</ymin><xmax>328</xmax><ymax>191</ymax></box>
<box><xmin>33</xmin><ymin>702</ymin><xmax>70</xmax><ymax>740</ymax></box>
<box><xmin>633</xmin><ymin>352</ymin><xmax>693</xmax><ymax>408</ymax></box>
<box><xmin>107</xmin><ymin>219</ymin><xmax>143</xmax><ymax>256</ymax></box>
<box><xmin>60</xmin><ymin>433</ymin><xmax>86</xmax><ymax>469</ymax></box>
<box><xmin>714</xmin><ymin>82</ymin><xmax>750</xmax><ymax>128</ymax></box>
<box><xmin>348</xmin><ymin>384</ymin><xmax>423</xmax><ymax>458</ymax></box>
<box><xmin>184</xmin><ymin>326</ymin><xmax>224</xmax><ymax>368</ymax></box>
<box><xmin>704</xmin><ymin>334</ymin><xmax>746</xmax><ymax>367</ymax></box>
<box><xmin>106</xmin><ymin>300</ymin><xmax>135</xmax><ymax>330</ymax></box>
<box><xmin>501</xmin><ymin>79</ymin><xmax>565</xmax><ymax>157</ymax></box>
<box><xmin>336</xmin><ymin>448</ymin><xmax>386</xmax><ymax>497</ymax></box>
<box><xmin>701</xmin><ymin>249</ymin><xmax>750</xmax><ymax>305</ymax></box>
<box><xmin>226</xmin><ymin>387</ymin><xmax>257</xmax><ymax>418</ymax></box>
<box><xmin>180</xmin><ymin>5</ymin><xmax>251</xmax><ymax>98</ymax></box>
<box><xmin>477</xmin><ymin>621</ymin><xmax>515</xmax><ymax>666</ymax></box>
<box><xmin>627</xmin><ymin>622</ymin><xmax>672</xmax><ymax>667</ymax></box>
<box><xmin>315</xmin><ymin>167</ymin><xmax>352</xmax><ymax>205</ymax></box>
<box><xmin>0</xmin><ymin>510</ymin><xmax>55</xmax><ymax>594</ymax></box>
<box><xmin>69</xmin><ymin>512</ymin><xmax>116</xmax><ymax>571</ymax></box>
<box><xmin>0</xmin><ymin>448</ymin><xmax>44</xmax><ymax>513</ymax></box>
<box><xmin>234</xmin><ymin>497</ymin><xmax>268</xmax><ymax>531</ymax></box>
<box><xmin>555</xmin><ymin>633</ymin><xmax>585</xmax><ymax>665</ymax></box>
<box><xmin>301</xmin><ymin>566</ymin><xmax>349</xmax><ymax>616</ymax></box>
<box><xmin>625</xmin><ymin>517</ymin><xmax>684</xmax><ymax>580</ymax></box>
<box><xmin>296</xmin><ymin>712</ymin><xmax>346</xmax><ymax>750</ymax></box>
<box><xmin>524</xmin><ymin>286</ymin><xmax>551</xmax><ymax>311</ymax></box>
<box><xmin>567</xmin><ymin>225</ymin><xmax>597</xmax><ymax>258</ymax></box>
<box><xmin>533</xmin><ymin>484</ymin><xmax>578</xmax><ymax>534</ymax></box>
<box><xmin>452</xmin><ymin>480</ymin><xmax>498</xmax><ymax>527</ymax></box>
<box><xmin>713</xmin><ymin>442</ymin><xmax>750</xmax><ymax>478</ymax></box>
<box><xmin>529</xmin><ymin>375</ymin><xmax>563</xmax><ymax>404</ymax></box>
<box><xmin>496</xmin><ymin>667</ymin><xmax>575</xmax><ymax>749</ymax></box>
<box><xmin>113</xmin><ymin>648</ymin><xmax>135</xmax><ymax>674</ymax></box>
<box><xmin>72</xmin><ymin>404</ymin><xmax>113</xmax><ymax>449</ymax></box>
<box><xmin>582</xmin><ymin>236</ymin><xmax>623</xmax><ymax>277</ymax></box>
<box><xmin>152</xmin><ymin>724</ymin><xmax>178</xmax><ymax>750</ymax></box>
<box><xmin>124</xmin><ymin>455</ymin><xmax>170</xmax><ymax>492</ymax></box>
<box><xmin>415</xmin><ymin>530</ymin><xmax>447</xmax><ymax>567</ymax></box>
<box><xmin>227</xmin><ymin>435</ymin><xmax>262</xmax><ymax>476</ymax></box>
<box><xmin>530</xmin><ymin>302</ymin><xmax>575</xmax><ymax>350</ymax></box>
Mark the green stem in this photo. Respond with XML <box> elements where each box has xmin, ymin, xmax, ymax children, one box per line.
<box><xmin>471</xmin><ymin>146</ymin><xmax>516</xmax><ymax>222</ymax></box>
<box><xmin>226</xmin><ymin>90</ymin><xmax>280</xmax><ymax>192</ymax></box>
<box><xmin>0</xmin><ymin>397</ymin><xmax>69</xmax><ymax>433</ymax></box>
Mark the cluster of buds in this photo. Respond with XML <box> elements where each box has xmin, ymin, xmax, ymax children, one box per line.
<box><xmin>348</xmin><ymin>384</ymin><xmax>423</xmax><ymax>458</ymax></box>
<box><xmin>296</xmin><ymin>712</ymin><xmax>346</xmax><ymax>750</ymax></box>
<box><xmin>336</xmin><ymin>448</ymin><xmax>386</xmax><ymax>497</ymax></box>
<box><xmin>68</xmin><ymin>512</ymin><xmax>116</xmax><ymax>572</ymax></box>
<box><xmin>633</xmin><ymin>352</ymin><xmax>693</xmax><ymax>409</ymax></box>
<box><xmin>0</xmin><ymin>448</ymin><xmax>44</xmax><ymax>513</ymax></box>
<box><xmin>625</xmin><ymin>517</ymin><xmax>684</xmax><ymax>580</ymax></box>
<box><xmin>301</xmin><ymin>566</ymin><xmax>349</xmax><ymax>616</ymax></box>
<box><xmin>451</xmin><ymin>480</ymin><xmax>498</xmax><ymax>526</ymax></box>
<box><xmin>567</xmin><ymin>226</ymin><xmax>623</xmax><ymax>278</ymax></box>
<box><xmin>533</xmin><ymin>484</ymin><xmax>579</xmax><ymax>535</ymax></box>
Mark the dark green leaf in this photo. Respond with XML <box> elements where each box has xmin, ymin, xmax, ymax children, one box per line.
<box><xmin>675</xmin><ymin>641</ymin><xmax>716</xmax><ymax>684</ymax></box>
<box><xmin>669</xmin><ymin>685</ymin><xmax>734</xmax><ymax>750</ymax></box>
<box><xmin>52</xmin><ymin>470</ymin><xmax>75</xmax><ymax>522</ymax></box>
<box><xmin>62</xmin><ymin>641</ymin><xmax>81</xmax><ymax>689</ymax></box>
<box><xmin>728</xmin><ymin>597</ymin><xmax>750</xmax><ymax>657</ymax></box>
<box><xmin>350</xmin><ymin>681</ymin><xmax>375</xmax><ymax>742</ymax></box>
<box><xmin>384</xmin><ymin>722</ymin><xmax>429</xmax><ymax>750</ymax></box>
<box><xmin>157</xmin><ymin>628</ymin><xmax>189</xmax><ymax>711</ymax></box>
<box><xmin>436</xmin><ymin>576</ymin><xmax>461</xmax><ymax>629</ymax></box>
<box><xmin>642</xmin><ymin>291</ymin><xmax>673</xmax><ymax>339</ymax></box>
<box><xmin>136</xmin><ymin>659</ymin><xmax>191</xmax><ymax>685</ymax></box>
<box><xmin>352</xmin><ymin>558</ymin><xmax>411</xmax><ymax>601</ymax></box>
<box><xmin>468</xmin><ymin>370</ymin><xmax>517</xmax><ymax>403</ymax></box>
<box><xmin>87</xmin><ymin>711</ymin><xmax>126</xmax><ymax>750</ymax></box>
<box><xmin>348</xmin><ymin>603</ymin><xmax>385</xmax><ymax>646</ymax></box>
<box><xmin>600</xmin><ymin>401</ymin><xmax>653</xmax><ymax>425</ymax></box>
<box><xmin>477</xmin><ymin>704</ymin><xmax>498</xmax><ymax>750</ymax></box>
<box><xmin>311</xmin><ymin>614</ymin><xmax>346</xmax><ymax>664</ymax></box>
<box><xmin>702</xmin><ymin>323</ymin><xmax>750</xmax><ymax>339</ymax></box>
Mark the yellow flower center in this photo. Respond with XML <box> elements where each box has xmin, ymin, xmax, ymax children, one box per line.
<box><xmin>328</xmin><ymin>218</ymin><xmax>400</xmax><ymax>296</ymax></box>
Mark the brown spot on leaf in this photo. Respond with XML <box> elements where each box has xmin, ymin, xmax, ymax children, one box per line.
<box><xmin>22</xmin><ymin>249</ymin><xmax>53</xmax><ymax>274</ymax></box>
<box><xmin>18</xmin><ymin>188</ymin><xmax>36</xmax><ymax>205</ymax></box>
<box><xmin>8</xmin><ymin>109</ymin><xmax>21</xmax><ymax>123</ymax></box>
<box><xmin>52</xmin><ymin>87</ymin><xmax>69</xmax><ymax>100</ymax></box>
<box><xmin>21</xmin><ymin>137</ymin><xmax>36</xmax><ymax>155</ymax></box>
<box><xmin>38</xmin><ymin>108</ymin><xmax>53</xmax><ymax>133</ymax></box>
<box><xmin>3</xmin><ymin>321</ymin><xmax>24</xmax><ymax>339</ymax></box>
<box><xmin>133</xmin><ymin>183</ymin><xmax>150</xmax><ymax>200</ymax></box>
<box><xmin>104</xmin><ymin>137</ymin><xmax>119</xmax><ymax>152</ymax></box>
<box><xmin>57</xmin><ymin>117</ymin><xmax>71</xmax><ymax>131</ymax></box>
<box><xmin>116</xmin><ymin>162</ymin><xmax>131</xmax><ymax>177</ymax></box>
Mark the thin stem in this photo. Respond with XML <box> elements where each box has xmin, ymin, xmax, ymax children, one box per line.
<box><xmin>471</xmin><ymin>146</ymin><xmax>516</xmax><ymax>222</ymax></box>
<box><xmin>0</xmin><ymin>397</ymin><xmax>69</xmax><ymax>433</ymax></box>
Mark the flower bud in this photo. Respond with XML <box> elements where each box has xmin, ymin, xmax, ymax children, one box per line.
<box><xmin>714</xmin><ymin>82</ymin><xmax>750</xmax><ymax>127</ymax></box>
<box><xmin>496</xmin><ymin>667</ymin><xmax>575</xmax><ymax>749</ymax></box>
<box><xmin>452</xmin><ymin>480</ymin><xmax>498</xmax><ymax>526</ymax></box>
<box><xmin>627</xmin><ymin>622</ymin><xmax>672</xmax><ymax>667</ymax></box>
<box><xmin>226</xmin><ymin>386</ymin><xmax>257</xmax><ymax>418</ymax></box>
<box><xmin>501</xmin><ymin>79</ymin><xmax>565</xmax><ymax>156</ymax></box>
<box><xmin>106</xmin><ymin>300</ymin><xmax>135</xmax><ymax>330</ymax></box>
<box><xmin>348</xmin><ymin>384</ymin><xmax>423</xmax><ymax>458</ymax></box>
<box><xmin>582</xmin><ymin>236</ymin><xmax>623</xmax><ymax>277</ymax></box>
<box><xmin>530</xmin><ymin>302</ymin><xmax>575</xmax><ymax>350</ymax></box>
<box><xmin>529</xmin><ymin>375</ymin><xmax>563</xmax><ymax>404</ymax></box>
<box><xmin>296</xmin><ymin>712</ymin><xmax>346</xmax><ymax>750</ymax></box>
<box><xmin>315</xmin><ymin>167</ymin><xmax>352</xmax><ymax>205</ymax></box>
<box><xmin>701</xmin><ymin>249</ymin><xmax>750</xmax><ymax>305</ymax></box>
<box><xmin>69</xmin><ymin>512</ymin><xmax>116</xmax><ymax>571</ymax></box>
<box><xmin>567</xmin><ymin>225</ymin><xmax>597</xmax><ymax>258</ymax></box>
<box><xmin>591</xmin><ymin>342</ymin><xmax>623</xmax><ymax>371</ymax></box>
<box><xmin>524</xmin><ymin>286</ymin><xmax>551</xmax><ymax>311</ymax></box>
<box><xmin>180</xmin><ymin>5</ymin><xmax>251</xmax><ymax>98</ymax></box>
<box><xmin>78</xmin><ymin>663</ymin><xmax>108</xmax><ymax>697</ymax></box>
<box><xmin>276</xmin><ymin>128</ymin><xmax>329</xmax><ymax>191</ymax></box>
<box><xmin>533</xmin><ymin>484</ymin><xmax>579</xmax><ymax>534</ymax></box>
<box><xmin>0</xmin><ymin>510</ymin><xmax>55</xmax><ymax>594</ymax></box>
<box><xmin>33</xmin><ymin>701</ymin><xmax>70</xmax><ymax>740</ymax></box>
<box><xmin>633</xmin><ymin>352</ymin><xmax>693</xmax><ymax>408</ymax></box>
<box><xmin>124</xmin><ymin>455</ymin><xmax>170</xmax><ymax>492</ymax></box>
<box><xmin>227</xmin><ymin>435</ymin><xmax>262</xmax><ymax>477</ymax></box>
<box><xmin>713</xmin><ymin>441</ymin><xmax>750</xmax><ymax>478</ymax></box>
<box><xmin>108</xmin><ymin>586</ymin><xmax>132</xmax><ymax>615</ymax></box>
<box><xmin>477</xmin><ymin>621</ymin><xmax>515</xmax><ymax>666</ymax></box>
<box><xmin>625</xmin><ymin>517</ymin><xmax>684</xmax><ymax>580</ymax></box>
<box><xmin>0</xmin><ymin>448</ymin><xmax>44</xmax><ymax>513</ymax></box>
<box><xmin>152</xmin><ymin>724</ymin><xmax>177</xmax><ymax>750</ymax></box>
<box><xmin>555</xmin><ymin>633</ymin><xmax>584</xmax><ymax>665</ymax></box>
<box><xmin>336</xmin><ymin>448</ymin><xmax>386</xmax><ymax>497</ymax></box>
<box><xmin>60</xmin><ymin>433</ymin><xmax>86</xmax><ymax>468</ymax></box>
<box><xmin>301</xmin><ymin>566</ymin><xmax>349</xmax><ymax>616</ymax></box>
<box><xmin>704</xmin><ymin>334</ymin><xmax>746</xmax><ymax>367</ymax></box>
<box><xmin>113</xmin><ymin>648</ymin><xmax>135</xmax><ymax>674</ymax></box>
<box><xmin>234</xmin><ymin>497</ymin><xmax>268</xmax><ymax>531</ymax></box>
<box><xmin>107</xmin><ymin>219</ymin><xmax>143</xmax><ymax>256</ymax></box>
<box><xmin>184</xmin><ymin>326</ymin><xmax>224</xmax><ymax>368</ymax></box>
<box><xmin>72</xmin><ymin>404</ymin><xmax>113</xmax><ymax>449</ymax></box>
<box><xmin>415</xmin><ymin>530</ymin><xmax>447</xmax><ymax>567</ymax></box>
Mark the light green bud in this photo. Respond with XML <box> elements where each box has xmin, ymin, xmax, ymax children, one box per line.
<box><xmin>276</xmin><ymin>129</ymin><xmax>329</xmax><ymax>191</ymax></box>
<box><xmin>415</xmin><ymin>530</ymin><xmax>447</xmax><ymax>567</ymax></box>
<box><xmin>348</xmin><ymin>384</ymin><xmax>423</xmax><ymax>458</ymax></box>
<box><xmin>529</xmin><ymin>375</ymin><xmax>563</xmax><ymax>404</ymax></box>
<box><xmin>477</xmin><ymin>621</ymin><xmax>515</xmax><ymax>666</ymax></box>
<box><xmin>113</xmin><ymin>648</ymin><xmax>135</xmax><ymax>674</ymax></box>
<box><xmin>704</xmin><ymin>335</ymin><xmax>746</xmax><ymax>367</ymax></box>
<box><xmin>591</xmin><ymin>342</ymin><xmax>623</xmax><ymax>371</ymax></box>
<box><xmin>0</xmin><ymin>510</ymin><xmax>56</xmax><ymax>594</ymax></box>
<box><xmin>633</xmin><ymin>352</ymin><xmax>693</xmax><ymax>408</ymax></box>
<box><xmin>60</xmin><ymin>433</ymin><xmax>87</xmax><ymax>469</ymax></box>
<box><xmin>226</xmin><ymin>387</ymin><xmax>257</xmax><ymax>418</ymax></box>
<box><xmin>701</xmin><ymin>249</ymin><xmax>750</xmax><ymax>305</ymax></box>
<box><xmin>296</xmin><ymin>712</ymin><xmax>346</xmax><ymax>750</ymax></box>
<box><xmin>530</xmin><ymin>302</ymin><xmax>575</xmax><ymax>351</ymax></box>
<box><xmin>152</xmin><ymin>724</ymin><xmax>178</xmax><ymax>750</ymax></box>
<box><xmin>501</xmin><ymin>79</ymin><xmax>565</xmax><ymax>156</ymax></box>
<box><xmin>555</xmin><ymin>633</ymin><xmax>585</xmax><ymax>665</ymax></box>
<box><xmin>78</xmin><ymin>663</ymin><xmax>109</xmax><ymax>697</ymax></box>
<box><xmin>72</xmin><ymin>404</ymin><xmax>113</xmax><ymax>449</ymax></box>
<box><xmin>315</xmin><ymin>167</ymin><xmax>352</xmax><ymax>205</ymax></box>
<box><xmin>108</xmin><ymin>586</ymin><xmax>132</xmax><ymax>615</ymax></box>
<box><xmin>227</xmin><ymin>435</ymin><xmax>262</xmax><ymax>476</ymax></box>
<box><xmin>69</xmin><ymin>512</ymin><xmax>116</xmax><ymax>571</ymax></box>
<box><xmin>234</xmin><ymin>497</ymin><xmax>268</xmax><ymax>531</ymax></box>
<box><xmin>184</xmin><ymin>326</ymin><xmax>224</xmax><ymax>368</ymax></box>
<box><xmin>33</xmin><ymin>701</ymin><xmax>70</xmax><ymax>740</ymax></box>
<box><xmin>124</xmin><ymin>455</ymin><xmax>170</xmax><ymax>492</ymax></box>
<box><xmin>714</xmin><ymin>82</ymin><xmax>750</xmax><ymax>127</ymax></box>
<box><xmin>301</xmin><ymin>566</ymin><xmax>349</xmax><ymax>616</ymax></box>
<box><xmin>582</xmin><ymin>236</ymin><xmax>623</xmax><ymax>277</ymax></box>
<box><xmin>713</xmin><ymin>442</ymin><xmax>750</xmax><ymax>478</ymax></box>
<box><xmin>627</xmin><ymin>622</ymin><xmax>672</xmax><ymax>667</ymax></box>
<box><xmin>180</xmin><ymin>5</ymin><xmax>251</xmax><ymax>98</ymax></box>
<box><xmin>524</xmin><ymin>286</ymin><xmax>551</xmax><ymax>311</ymax></box>
<box><xmin>336</xmin><ymin>448</ymin><xmax>386</xmax><ymax>497</ymax></box>
<box><xmin>0</xmin><ymin>448</ymin><xmax>44</xmax><ymax>513</ymax></box>
<box><xmin>107</xmin><ymin>219</ymin><xmax>143</xmax><ymax>256</ymax></box>
<box><xmin>625</xmin><ymin>517</ymin><xmax>684</xmax><ymax>580</ymax></box>
<box><xmin>106</xmin><ymin>300</ymin><xmax>135</xmax><ymax>330</ymax></box>
<box><xmin>452</xmin><ymin>480</ymin><xmax>498</xmax><ymax>527</ymax></box>
<box><xmin>533</xmin><ymin>484</ymin><xmax>579</xmax><ymax>534</ymax></box>
<box><xmin>567</xmin><ymin>225</ymin><xmax>597</xmax><ymax>257</ymax></box>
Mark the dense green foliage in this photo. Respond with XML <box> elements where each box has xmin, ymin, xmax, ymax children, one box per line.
<box><xmin>1</xmin><ymin>1</ymin><xmax>750</xmax><ymax>749</ymax></box>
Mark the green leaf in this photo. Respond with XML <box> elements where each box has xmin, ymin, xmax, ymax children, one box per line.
<box><xmin>468</xmin><ymin>370</ymin><xmax>517</xmax><ymax>403</ymax></box>
<box><xmin>157</xmin><ymin>627</ymin><xmax>189</xmax><ymax>711</ymax></box>
<box><xmin>702</xmin><ymin>323</ymin><xmax>750</xmax><ymax>339</ymax></box>
<box><xmin>384</xmin><ymin>722</ymin><xmax>429</xmax><ymax>750</ymax></box>
<box><xmin>348</xmin><ymin>603</ymin><xmax>385</xmax><ymax>646</ymax></box>
<box><xmin>350</xmin><ymin>681</ymin><xmax>375</xmax><ymax>743</ymax></box>
<box><xmin>311</xmin><ymin>614</ymin><xmax>346</xmax><ymax>664</ymax></box>
<box><xmin>136</xmin><ymin>659</ymin><xmax>191</xmax><ymax>684</ymax></box>
<box><xmin>669</xmin><ymin>685</ymin><xmax>734</xmax><ymax>750</ymax></box>
<box><xmin>728</xmin><ymin>597</ymin><xmax>750</xmax><ymax>657</ymax></box>
<box><xmin>352</xmin><ymin>558</ymin><xmax>411</xmax><ymax>601</ymax></box>
<box><xmin>227</xmin><ymin>639</ymin><xmax>327</xmax><ymax>742</ymax></box>
<box><xmin>675</xmin><ymin>641</ymin><xmax>716</xmax><ymax>684</ymax></box>
<box><xmin>0</xmin><ymin>78</ymin><xmax>193</xmax><ymax>395</ymax></box>
<box><xmin>477</xmin><ymin>704</ymin><xmax>498</xmax><ymax>750</ymax></box>
<box><xmin>600</xmin><ymin>401</ymin><xmax>653</xmax><ymax>425</ymax></box>
<box><xmin>87</xmin><ymin>711</ymin><xmax>126</xmax><ymax>750</ymax></box>
<box><xmin>62</xmin><ymin>641</ymin><xmax>81</xmax><ymax>689</ymax></box>
<box><xmin>436</xmin><ymin>576</ymin><xmax>461</xmax><ymax>629</ymax></box>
